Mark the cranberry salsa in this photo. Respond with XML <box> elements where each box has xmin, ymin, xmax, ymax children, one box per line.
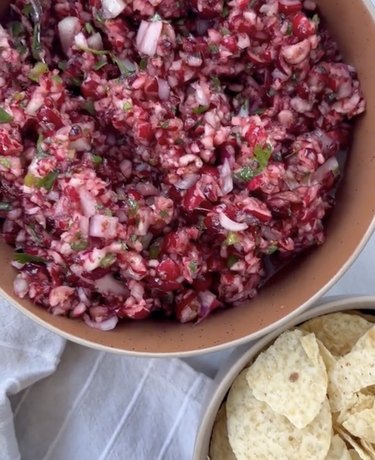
<box><xmin>0</xmin><ymin>0</ymin><xmax>365</xmax><ymax>329</ymax></box>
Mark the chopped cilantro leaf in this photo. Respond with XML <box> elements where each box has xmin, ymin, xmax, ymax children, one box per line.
<box><xmin>267</xmin><ymin>244</ymin><xmax>278</xmax><ymax>255</ymax></box>
<box><xmin>71</xmin><ymin>239</ymin><xmax>89</xmax><ymax>251</ymax></box>
<box><xmin>0</xmin><ymin>108</ymin><xmax>13</xmax><ymax>124</ymax></box>
<box><xmin>189</xmin><ymin>261</ymin><xmax>198</xmax><ymax>273</ymax></box>
<box><xmin>227</xmin><ymin>255</ymin><xmax>239</xmax><ymax>268</ymax></box>
<box><xmin>100</xmin><ymin>253</ymin><xmax>116</xmax><ymax>268</ymax></box>
<box><xmin>123</xmin><ymin>101</ymin><xmax>133</xmax><ymax>111</ymax></box>
<box><xmin>211</xmin><ymin>75</ymin><xmax>221</xmax><ymax>90</ymax></box>
<box><xmin>83</xmin><ymin>100</ymin><xmax>95</xmax><ymax>115</ymax></box>
<box><xmin>312</xmin><ymin>14</ymin><xmax>320</xmax><ymax>25</ymax></box>
<box><xmin>0</xmin><ymin>202</ymin><xmax>11</xmax><ymax>211</ymax></box>
<box><xmin>235</xmin><ymin>166</ymin><xmax>256</xmax><ymax>182</ymax></box>
<box><xmin>192</xmin><ymin>105</ymin><xmax>209</xmax><ymax>115</ymax></box>
<box><xmin>28</xmin><ymin>62</ymin><xmax>48</xmax><ymax>82</ymax></box>
<box><xmin>139</xmin><ymin>58</ymin><xmax>148</xmax><ymax>71</ymax></box>
<box><xmin>10</xmin><ymin>21</ymin><xmax>24</xmax><ymax>38</ymax></box>
<box><xmin>85</xmin><ymin>23</ymin><xmax>95</xmax><ymax>35</ymax></box>
<box><xmin>111</xmin><ymin>54</ymin><xmax>136</xmax><ymax>76</ymax></box>
<box><xmin>91</xmin><ymin>154</ymin><xmax>103</xmax><ymax>165</ymax></box>
<box><xmin>94</xmin><ymin>57</ymin><xmax>108</xmax><ymax>71</ymax></box>
<box><xmin>254</xmin><ymin>144</ymin><xmax>272</xmax><ymax>171</ymax></box>
<box><xmin>24</xmin><ymin>171</ymin><xmax>58</xmax><ymax>190</ymax></box>
<box><xmin>225</xmin><ymin>232</ymin><xmax>240</xmax><ymax>246</ymax></box>
<box><xmin>13</xmin><ymin>252</ymin><xmax>46</xmax><ymax>264</ymax></box>
<box><xmin>0</xmin><ymin>157</ymin><xmax>11</xmax><ymax>168</ymax></box>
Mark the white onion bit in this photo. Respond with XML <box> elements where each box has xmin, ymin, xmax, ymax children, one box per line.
<box><xmin>219</xmin><ymin>159</ymin><xmax>233</xmax><ymax>195</ymax></box>
<box><xmin>89</xmin><ymin>215</ymin><xmax>119</xmax><ymax>239</ymax></box>
<box><xmin>136</xmin><ymin>20</ymin><xmax>163</xmax><ymax>57</ymax></box>
<box><xmin>84</xmin><ymin>314</ymin><xmax>119</xmax><ymax>331</ymax></box>
<box><xmin>87</xmin><ymin>32</ymin><xmax>104</xmax><ymax>50</ymax></box>
<box><xmin>94</xmin><ymin>274</ymin><xmax>128</xmax><ymax>296</ymax></box>
<box><xmin>312</xmin><ymin>156</ymin><xmax>339</xmax><ymax>184</ymax></box>
<box><xmin>74</xmin><ymin>32</ymin><xmax>88</xmax><ymax>50</ymax></box>
<box><xmin>13</xmin><ymin>277</ymin><xmax>29</xmax><ymax>298</ymax></box>
<box><xmin>175</xmin><ymin>174</ymin><xmax>200</xmax><ymax>190</ymax></box>
<box><xmin>101</xmin><ymin>0</ymin><xmax>126</xmax><ymax>19</ymax></box>
<box><xmin>158</xmin><ymin>78</ymin><xmax>170</xmax><ymax>100</ymax></box>
<box><xmin>218</xmin><ymin>212</ymin><xmax>248</xmax><ymax>232</ymax></box>
<box><xmin>58</xmin><ymin>16</ymin><xmax>81</xmax><ymax>55</ymax></box>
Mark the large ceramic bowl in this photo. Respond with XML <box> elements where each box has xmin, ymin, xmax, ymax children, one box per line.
<box><xmin>193</xmin><ymin>295</ymin><xmax>375</xmax><ymax>459</ymax></box>
<box><xmin>1</xmin><ymin>1</ymin><xmax>375</xmax><ymax>356</ymax></box>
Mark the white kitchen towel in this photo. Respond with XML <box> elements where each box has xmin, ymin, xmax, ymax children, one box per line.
<box><xmin>0</xmin><ymin>297</ymin><xmax>65</xmax><ymax>460</ymax></box>
<box><xmin>0</xmin><ymin>299</ymin><xmax>213</xmax><ymax>460</ymax></box>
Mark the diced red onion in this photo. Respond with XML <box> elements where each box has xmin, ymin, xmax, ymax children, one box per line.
<box><xmin>89</xmin><ymin>214</ymin><xmax>118</xmax><ymax>239</ymax></box>
<box><xmin>312</xmin><ymin>156</ymin><xmax>339</xmax><ymax>184</ymax></box>
<box><xmin>120</xmin><ymin>159</ymin><xmax>132</xmax><ymax>178</ymax></box>
<box><xmin>69</xmin><ymin>137</ymin><xmax>91</xmax><ymax>152</ymax></box>
<box><xmin>198</xmin><ymin>290</ymin><xmax>219</xmax><ymax>320</ymax></box>
<box><xmin>219</xmin><ymin>159</ymin><xmax>233</xmax><ymax>195</ymax></box>
<box><xmin>87</xmin><ymin>32</ymin><xmax>103</xmax><ymax>50</ymax></box>
<box><xmin>94</xmin><ymin>274</ymin><xmax>128</xmax><ymax>296</ymax></box>
<box><xmin>79</xmin><ymin>216</ymin><xmax>90</xmax><ymax>236</ymax></box>
<box><xmin>129</xmin><ymin>280</ymin><xmax>145</xmax><ymax>301</ymax></box>
<box><xmin>282</xmin><ymin>39</ymin><xmax>311</xmax><ymax>65</ymax></box>
<box><xmin>77</xmin><ymin>287</ymin><xmax>90</xmax><ymax>305</ymax></box>
<box><xmin>136</xmin><ymin>20</ymin><xmax>163</xmax><ymax>57</ymax></box>
<box><xmin>237</xmin><ymin>33</ymin><xmax>250</xmax><ymax>49</ymax></box>
<box><xmin>196</xmin><ymin>19</ymin><xmax>211</xmax><ymax>36</ymax></box>
<box><xmin>279</xmin><ymin>0</ymin><xmax>302</xmax><ymax>8</ymax></box>
<box><xmin>219</xmin><ymin>212</ymin><xmax>248</xmax><ymax>232</ymax></box>
<box><xmin>74</xmin><ymin>32</ymin><xmax>88</xmax><ymax>50</ymax></box>
<box><xmin>175</xmin><ymin>174</ymin><xmax>200</xmax><ymax>190</ymax></box>
<box><xmin>158</xmin><ymin>79</ymin><xmax>170</xmax><ymax>100</ymax></box>
<box><xmin>58</xmin><ymin>16</ymin><xmax>81</xmax><ymax>55</ymax></box>
<box><xmin>101</xmin><ymin>0</ymin><xmax>126</xmax><ymax>19</ymax></box>
<box><xmin>135</xmin><ymin>182</ymin><xmax>159</xmax><ymax>196</ymax></box>
<box><xmin>26</xmin><ymin>93</ymin><xmax>44</xmax><ymax>115</ymax></box>
<box><xmin>303</xmin><ymin>0</ymin><xmax>316</xmax><ymax>10</ymax></box>
<box><xmin>13</xmin><ymin>277</ymin><xmax>29</xmax><ymax>298</ymax></box>
<box><xmin>84</xmin><ymin>314</ymin><xmax>119</xmax><ymax>331</ymax></box>
<box><xmin>78</xmin><ymin>188</ymin><xmax>97</xmax><ymax>217</ymax></box>
<box><xmin>194</xmin><ymin>82</ymin><xmax>210</xmax><ymax>106</ymax></box>
<box><xmin>71</xmin><ymin>302</ymin><xmax>87</xmax><ymax>318</ymax></box>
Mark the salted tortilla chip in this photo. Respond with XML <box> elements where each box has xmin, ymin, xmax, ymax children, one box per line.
<box><xmin>337</xmin><ymin>393</ymin><xmax>374</xmax><ymax>425</ymax></box>
<box><xmin>226</xmin><ymin>370</ymin><xmax>332</xmax><ymax>460</ymax></box>
<box><xmin>360</xmin><ymin>439</ymin><xmax>375</xmax><ymax>457</ymax></box>
<box><xmin>326</xmin><ymin>434</ymin><xmax>352</xmax><ymax>460</ymax></box>
<box><xmin>209</xmin><ymin>404</ymin><xmax>236</xmax><ymax>460</ymax></box>
<box><xmin>356</xmin><ymin>312</ymin><xmax>375</xmax><ymax>323</ymax></box>
<box><xmin>328</xmin><ymin>327</ymin><xmax>375</xmax><ymax>411</ymax></box>
<box><xmin>246</xmin><ymin>330</ymin><xmax>327</xmax><ymax>428</ymax></box>
<box><xmin>299</xmin><ymin>313</ymin><xmax>373</xmax><ymax>356</ymax></box>
<box><xmin>349</xmin><ymin>450</ymin><xmax>363</xmax><ymax>460</ymax></box>
<box><xmin>343</xmin><ymin>405</ymin><xmax>375</xmax><ymax>443</ymax></box>
<box><xmin>335</xmin><ymin>427</ymin><xmax>372</xmax><ymax>460</ymax></box>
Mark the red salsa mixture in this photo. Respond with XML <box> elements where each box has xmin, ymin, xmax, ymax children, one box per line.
<box><xmin>0</xmin><ymin>0</ymin><xmax>365</xmax><ymax>329</ymax></box>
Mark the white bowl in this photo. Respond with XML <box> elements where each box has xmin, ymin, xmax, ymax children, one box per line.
<box><xmin>193</xmin><ymin>295</ymin><xmax>375</xmax><ymax>459</ymax></box>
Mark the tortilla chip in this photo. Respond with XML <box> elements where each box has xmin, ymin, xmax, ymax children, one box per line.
<box><xmin>209</xmin><ymin>404</ymin><xmax>236</xmax><ymax>460</ymax></box>
<box><xmin>334</xmin><ymin>426</ymin><xmax>372</xmax><ymax>460</ymax></box>
<box><xmin>299</xmin><ymin>313</ymin><xmax>373</xmax><ymax>356</ymax></box>
<box><xmin>326</xmin><ymin>434</ymin><xmax>352</xmax><ymax>460</ymax></box>
<box><xmin>226</xmin><ymin>370</ymin><xmax>332</xmax><ymax>460</ymax></box>
<box><xmin>246</xmin><ymin>330</ymin><xmax>327</xmax><ymax>428</ymax></box>
<box><xmin>329</xmin><ymin>327</ymin><xmax>375</xmax><ymax>411</ymax></box>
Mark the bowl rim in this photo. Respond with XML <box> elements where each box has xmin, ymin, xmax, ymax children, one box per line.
<box><xmin>193</xmin><ymin>295</ymin><xmax>375</xmax><ymax>459</ymax></box>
